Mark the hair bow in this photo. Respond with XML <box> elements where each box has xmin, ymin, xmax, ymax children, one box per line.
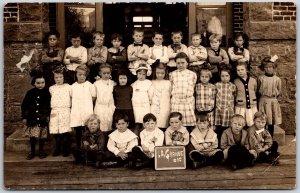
<box><xmin>270</xmin><ymin>55</ymin><xmax>278</xmax><ymax>62</ymax></box>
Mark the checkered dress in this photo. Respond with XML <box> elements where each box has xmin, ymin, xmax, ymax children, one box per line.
<box><xmin>170</xmin><ymin>69</ymin><xmax>197</xmax><ymax>126</ymax></box>
<box><xmin>214</xmin><ymin>82</ymin><xmax>236</xmax><ymax>127</ymax></box>
<box><xmin>195</xmin><ymin>83</ymin><xmax>216</xmax><ymax>127</ymax></box>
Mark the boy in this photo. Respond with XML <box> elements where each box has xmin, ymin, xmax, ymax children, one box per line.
<box><xmin>248</xmin><ymin>112</ymin><xmax>280</xmax><ymax>164</ymax></box>
<box><xmin>127</xmin><ymin>28</ymin><xmax>150</xmax><ymax>78</ymax></box>
<box><xmin>64</xmin><ymin>33</ymin><xmax>88</xmax><ymax>84</ymax></box>
<box><xmin>188</xmin><ymin>33</ymin><xmax>207</xmax><ymax>78</ymax></box>
<box><xmin>207</xmin><ymin>34</ymin><xmax>229</xmax><ymax>83</ymax></box>
<box><xmin>131</xmin><ymin>113</ymin><xmax>164</xmax><ymax>169</ymax></box>
<box><xmin>165</xmin><ymin>112</ymin><xmax>189</xmax><ymax>146</ymax></box>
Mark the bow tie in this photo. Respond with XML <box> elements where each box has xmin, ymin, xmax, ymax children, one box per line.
<box><xmin>134</xmin><ymin>43</ymin><xmax>143</xmax><ymax>47</ymax></box>
<box><xmin>234</xmin><ymin>47</ymin><xmax>244</xmax><ymax>53</ymax></box>
<box><xmin>171</xmin><ymin>44</ymin><xmax>181</xmax><ymax>50</ymax></box>
<box><xmin>212</xmin><ymin>48</ymin><xmax>220</xmax><ymax>56</ymax></box>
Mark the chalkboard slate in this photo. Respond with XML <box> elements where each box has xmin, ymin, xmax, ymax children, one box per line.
<box><xmin>154</xmin><ymin>146</ymin><xmax>186</xmax><ymax>170</ymax></box>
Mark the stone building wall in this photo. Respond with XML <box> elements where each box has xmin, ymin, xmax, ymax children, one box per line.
<box><xmin>244</xmin><ymin>2</ymin><xmax>296</xmax><ymax>134</ymax></box>
<box><xmin>4</xmin><ymin>3</ymin><xmax>49</xmax><ymax>134</ymax></box>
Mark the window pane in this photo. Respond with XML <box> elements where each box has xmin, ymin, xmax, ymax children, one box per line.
<box><xmin>133</xmin><ymin>16</ymin><xmax>153</xmax><ymax>22</ymax></box>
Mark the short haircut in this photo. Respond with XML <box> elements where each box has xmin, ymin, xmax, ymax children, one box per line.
<box><xmin>153</xmin><ymin>31</ymin><xmax>164</xmax><ymax>38</ymax></box>
<box><xmin>46</xmin><ymin>30</ymin><xmax>60</xmax><ymax>39</ymax></box>
<box><xmin>175</xmin><ymin>52</ymin><xmax>189</xmax><ymax>63</ymax></box>
<box><xmin>143</xmin><ymin>113</ymin><xmax>157</xmax><ymax>123</ymax></box>
<box><xmin>260</xmin><ymin>56</ymin><xmax>276</xmax><ymax>70</ymax></box>
<box><xmin>231</xmin><ymin>114</ymin><xmax>246</xmax><ymax>127</ymax></box>
<box><xmin>152</xmin><ymin>63</ymin><xmax>168</xmax><ymax>80</ymax></box>
<box><xmin>111</xmin><ymin>33</ymin><xmax>123</xmax><ymax>42</ymax></box>
<box><xmin>133</xmin><ymin>28</ymin><xmax>144</xmax><ymax>35</ymax></box>
<box><xmin>236</xmin><ymin>61</ymin><xmax>248</xmax><ymax>70</ymax></box>
<box><xmin>30</xmin><ymin>70</ymin><xmax>45</xmax><ymax>86</ymax></box>
<box><xmin>233</xmin><ymin>32</ymin><xmax>249</xmax><ymax>48</ymax></box>
<box><xmin>254</xmin><ymin>111</ymin><xmax>267</xmax><ymax>121</ymax></box>
<box><xmin>195</xmin><ymin>112</ymin><xmax>209</xmax><ymax>122</ymax></box>
<box><xmin>219</xmin><ymin>64</ymin><xmax>232</xmax><ymax>76</ymax></box>
<box><xmin>209</xmin><ymin>34</ymin><xmax>222</xmax><ymax>42</ymax></box>
<box><xmin>116</xmin><ymin>70</ymin><xmax>130</xmax><ymax>85</ymax></box>
<box><xmin>70</xmin><ymin>32</ymin><xmax>81</xmax><ymax>39</ymax></box>
<box><xmin>85</xmin><ymin>114</ymin><xmax>100</xmax><ymax>127</ymax></box>
<box><xmin>99</xmin><ymin>63</ymin><xmax>112</xmax><ymax>72</ymax></box>
<box><xmin>191</xmin><ymin>33</ymin><xmax>201</xmax><ymax>39</ymax></box>
<box><xmin>75</xmin><ymin>64</ymin><xmax>89</xmax><ymax>76</ymax></box>
<box><xmin>169</xmin><ymin>112</ymin><xmax>183</xmax><ymax>121</ymax></box>
<box><xmin>93</xmin><ymin>31</ymin><xmax>105</xmax><ymax>40</ymax></box>
<box><xmin>171</xmin><ymin>31</ymin><xmax>183</xmax><ymax>37</ymax></box>
<box><xmin>200</xmin><ymin>68</ymin><xmax>212</xmax><ymax>78</ymax></box>
<box><xmin>114</xmin><ymin>113</ymin><xmax>129</xmax><ymax>124</ymax></box>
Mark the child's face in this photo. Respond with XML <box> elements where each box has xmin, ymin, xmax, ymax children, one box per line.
<box><xmin>220</xmin><ymin>70</ymin><xmax>230</xmax><ymax>83</ymax></box>
<box><xmin>143</xmin><ymin>120</ymin><xmax>157</xmax><ymax>131</ymax></box>
<box><xmin>231</xmin><ymin>119</ymin><xmax>244</xmax><ymax>134</ymax></box>
<box><xmin>155</xmin><ymin>68</ymin><xmax>165</xmax><ymax>80</ymax></box>
<box><xmin>200</xmin><ymin>71</ymin><xmax>210</xmax><ymax>84</ymax></box>
<box><xmin>169</xmin><ymin>116</ymin><xmax>182</xmax><ymax>131</ymax></box>
<box><xmin>254</xmin><ymin>118</ymin><xmax>266</xmax><ymax>130</ymax></box>
<box><xmin>176</xmin><ymin>58</ymin><xmax>188</xmax><ymax>71</ymax></box>
<box><xmin>264</xmin><ymin>63</ymin><xmax>274</xmax><ymax>76</ymax></box>
<box><xmin>88</xmin><ymin>119</ymin><xmax>99</xmax><ymax>133</ymax></box>
<box><xmin>94</xmin><ymin>35</ymin><xmax>104</xmax><ymax>47</ymax></box>
<box><xmin>197</xmin><ymin>120</ymin><xmax>209</xmax><ymax>131</ymax></box>
<box><xmin>236</xmin><ymin>65</ymin><xmax>247</xmax><ymax>79</ymax></box>
<box><xmin>172</xmin><ymin>33</ymin><xmax>182</xmax><ymax>44</ymax></box>
<box><xmin>192</xmin><ymin>35</ymin><xmax>201</xmax><ymax>47</ymax></box>
<box><xmin>210</xmin><ymin>39</ymin><xmax>220</xmax><ymax>50</ymax></box>
<box><xmin>112</xmin><ymin>38</ymin><xmax>121</xmax><ymax>48</ymax></box>
<box><xmin>132</xmin><ymin>32</ymin><xmax>144</xmax><ymax>43</ymax></box>
<box><xmin>118</xmin><ymin>75</ymin><xmax>128</xmax><ymax>86</ymax></box>
<box><xmin>152</xmin><ymin>34</ymin><xmax>163</xmax><ymax>46</ymax></box>
<box><xmin>76</xmin><ymin>69</ymin><xmax>87</xmax><ymax>83</ymax></box>
<box><xmin>99</xmin><ymin>67</ymin><xmax>111</xmax><ymax>80</ymax></box>
<box><xmin>48</xmin><ymin>35</ymin><xmax>58</xmax><ymax>47</ymax></box>
<box><xmin>71</xmin><ymin>37</ymin><xmax>81</xmax><ymax>48</ymax></box>
<box><xmin>34</xmin><ymin>78</ymin><xmax>46</xmax><ymax>89</ymax></box>
<box><xmin>234</xmin><ymin>36</ymin><xmax>244</xmax><ymax>48</ymax></box>
<box><xmin>137</xmin><ymin>70</ymin><xmax>147</xmax><ymax>81</ymax></box>
<box><xmin>54</xmin><ymin>73</ymin><xmax>64</xmax><ymax>85</ymax></box>
<box><xmin>116</xmin><ymin>119</ymin><xmax>129</xmax><ymax>133</ymax></box>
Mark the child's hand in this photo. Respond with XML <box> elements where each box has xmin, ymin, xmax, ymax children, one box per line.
<box><xmin>83</xmin><ymin>141</ymin><xmax>89</xmax><ymax>147</ymax></box>
<box><xmin>22</xmin><ymin>119</ymin><xmax>27</xmax><ymax>125</ymax></box>
<box><xmin>117</xmin><ymin>152</ymin><xmax>128</xmax><ymax>160</ymax></box>
<box><xmin>203</xmin><ymin>143</ymin><xmax>208</xmax><ymax>148</ymax></box>
<box><xmin>90</xmin><ymin>144</ymin><xmax>97</xmax><ymax>150</ymax></box>
<box><xmin>142</xmin><ymin>145</ymin><xmax>150</xmax><ymax>152</ymax></box>
<box><xmin>151</xmin><ymin>137</ymin><xmax>157</xmax><ymax>143</ymax></box>
<box><xmin>249</xmin><ymin>150</ymin><xmax>257</xmax><ymax>158</ymax></box>
<box><xmin>151</xmin><ymin>54</ymin><xmax>156</xmax><ymax>60</ymax></box>
<box><xmin>94</xmin><ymin>75</ymin><xmax>101</xmax><ymax>81</ymax></box>
<box><xmin>112</xmin><ymin>56</ymin><xmax>117</xmax><ymax>59</ymax></box>
<box><xmin>172</xmin><ymin>141</ymin><xmax>177</xmax><ymax>146</ymax></box>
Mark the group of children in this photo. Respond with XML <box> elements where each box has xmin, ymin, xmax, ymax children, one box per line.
<box><xmin>21</xmin><ymin>28</ymin><xmax>281</xmax><ymax>170</ymax></box>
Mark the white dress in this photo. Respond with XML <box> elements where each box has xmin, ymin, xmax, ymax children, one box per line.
<box><xmin>149</xmin><ymin>80</ymin><xmax>171</xmax><ymax>128</ymax></box>
<box><xmin>94</xmin><ymin>79</ymin><xmax>116</xmax><ymax>132</ymax></box>
<box><xmin>70</xmin><ymin>81</ymin><xmax>96</xmax><ymax>127</ymax></box>
<box><xmin>49</xmin><ymin>84</ymin><xmax>72</xmax><ymax>134</ymax></box>
<box><xmin>131</xmin><ymin>79</ymin><xmax>152</xmax><ymax>123</ymax></box>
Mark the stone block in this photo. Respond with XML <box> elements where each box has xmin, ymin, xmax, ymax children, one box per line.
<box><xmin>276</xmin><ymin>62</ymin><xmax>296</xmax><ymax>77</ymax></box>
<box><xmin>4</xmin><ymin>23</ymin><xmax>19</xmax><ymax>42</ymax></box>
<box><xmin>273</xmin><ymin>125</ymin><xmax>285</xmax><ymax>146</ymax></box>
<box><xmin>5</xmin><ymin>105</ymin><xmax>22</xmax><ymax>122</ymax></box>
<box><xmin>19</xmin><ymin>23</ymin><xmax>43</xmax><ymax>41</ymax></box>
<box><xmin>249</xmin><ymin>2</ymin><xmax>273</xmax><ymax>21</ymax></box>
<box><xmin>280</xmin><ymin>104</ymin><xmax>296</xmax><ymax>135</ymax></box>
<box><xmin>6</xmin><ymin>73</ymin><xmax>32</xmax><ymax>104</ymax></box>
<box><xmin>19</xmin><ymin>3</ymin><xmax>43</xmax><ymax>22</ymax></box>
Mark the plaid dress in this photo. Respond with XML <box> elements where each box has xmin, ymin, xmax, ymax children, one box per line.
<box><xmin>170</xmin><ymin>69</ymin><xmax>197</xmax><ymax>126</ymax></box>
<box><xmin>195</xmin><ymin>83</ymin><xmax>216</xmax><ymax>127</ymax></box>
<box><xmin>214</xmin><ymin>82</ymin><xmax>236</xmax><ymax>127</ymax></box>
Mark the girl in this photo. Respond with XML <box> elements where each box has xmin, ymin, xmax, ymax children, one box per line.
<box><xmin>234</xmin><ymin>61</ymin><xmax>258</xmax><ymax>127</ymax></box>
<box><xmin>195</xmin><ymin>65</ymin><xmax>216</xmax><ymax>129</ymax></box>
<box><xmin>214</xmin><ymin>65</ymin><xmax>236</xmax><ymax>143</ymax></box>
<box><xmin>258</xmin><ymin>55</ymin><xmax>282</xmax><ymax>137</ymax></box>
<box><xmin>49</xmin><ymin>67</ymin><xmax>72</xmax><ymax>157</ymax></box>
<box><xmin>131</xmin><ymin>63</ymin><xmax>152</xmax><ymax>136</ymax></box>
<box><xmin>169</xmin><ymin>52</ymin><xmax>197</xmax><ymax>132</ymax></box>
<box><xmin>112</xmin><ymin>70</ymin><xmax>135</xmax><ymax>130</ymax></box>
<box><xmin>72</xmin><ymin>114</ymin><xmax>105</xmax><ymax>166</ymax></box>
<box><xmin>41</xmin><ymin>30</ymin><xmax>64</xmax><ymax>88</ymax></box>
<box><xmin>165</xmin><ymin>112</ymin><xmax>189</xmax><ymax>146</ymax></box>
<box><xmin>70</xmin><ymin>65</ymin><xmax>96</xmax><ymax>148</ymax></box>
<box><xmin>21</xmin><ymin>70</ymin><xmax>51</xmax><ymax>160</ymax></box>
<box><xmin>94</xmin><ymin>64</ymin><xmax>116</xmax><ymax>133</ymax></box>
<box><xmin>149</xmin><ymin>63</ymin><xmax>171</xmax><ymax>130</ymax></box>
<box><xmin>87</xmin><ymin>31</ymin><xmax>108</xmax><ymax>83</ymax></box>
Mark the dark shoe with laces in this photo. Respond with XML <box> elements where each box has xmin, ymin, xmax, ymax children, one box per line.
<box><xmin>39</xmin><ymin>151</ymin><xmax>47</xmax><ymax>159</ymax></box>
<box><xmin>26</xmin><ymin>152</ymin><xmax>35</xmax><ymax>160</ymax></box>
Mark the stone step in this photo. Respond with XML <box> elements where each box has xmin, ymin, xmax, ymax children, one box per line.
<box><xmin>273</xmin><ymin>125</ymin><xmax>285</xmax><ymax>146</ymax></box>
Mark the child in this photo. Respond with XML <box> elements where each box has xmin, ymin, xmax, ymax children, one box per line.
<box><xmin>234</xmin><ymin>61</ymin><xmax>258</xmax><ymax>127</ymax></box>
<box><xmin>187</xmin><ymin>33</ymin><xmax>207</xmax><ymax>80</ymax></box>
<box><xmin>167</xmin><ymin>31</ymin><xmax>188</xmax><ymax>72</ymax></box>
<box><xmin>148</xmin><ymin>31</ymin><xmax>169</xmax><ymax>74</ymax></box>
<box><xmin>107</xmin><ymin>33</ymin><xmax>128</xmax><ymax>83</ymax></box>
<box><xmin>131</xmin><ymin>63</ymin><xmax>152</xmax><ymax>136</ymax></box>
<box><xmin>169</xmin><ymin>52</ymin><xmax>197</xmax><ymax>131</ymax></box>
<box><xmin>165</xmin><ymin>112</ymin><xmax>189</xmax><ymax>146</ymax></box>
<box><xmin>72</xmin><ymin>114</ymin><xmax>105</xmax><ymax>166</ymax></box>
<box><xmin>49</xmin><ymin>67</ymin><xmax>72</xmax><ymax>157</ymax></box>
<box><xmin>87</xmin><ymin>31</ymin><xmax>107</xmax><ymax>83</ymax></box>
<box><xmin>195</xmin><ymin>65</ymin><xmax>216</xmax><ymax>128</ymax></box>
<box><xmin>228</xmin><ymin>32</ymin><xmax>250</xmax><ymax>81</ymax></box>
<box><xmin>101</xmin><ymin>113</ymin><xmax>138</xmax><ymax>168</ymax></box>
<box><xmin>64</xmin><ymin>32</ymin><xmax>88</xmax><ymax>84</ymax></box>
<box><xmin>248</xmin><ymin>112</ymin><xmax>280</xmax><ymax>164</ymax></box>
<box><xmin>131</xmin><ymin>113</ymin><xmax>164</xmax><ymax>169</ymax></box>
<box><xmin>188</xmin><ymin>113</ymin><xmax>223</xmax><ymax>168</ymax></box>
<box><xmin>258</xmin><ymin>55</ymin><xmax>282</xmax><ymax>137</ymax></box>
<box><xmin>113</xmin><ymin>70</ymin><xmax>135</xmax><ymax>130</ymax></box>
<box><xmin>220</xmin><ymin>114</ymin><xmax>256</xmax><ymax>170</ymax></box>
<box><xmin>207</xmin><ymin>34</ymin><xmax>229</xmax><ymax>83</ymax></box>
<box><xmin>21</xmin><ymin>70</ymin><xmax>51</xmax><ymax>160</ymax></box>
<box><xmin>41</xmin><ymin>30</ymin><xmax>64</xmax><ymax>88</ymax></box>
<box><xmin>127</xmin><ymin>28</ymin><xmax>151</xmax><ymax>78</ymax></box>
<box><xmin>70</xmin><ymin>65</ymin><xmax>96</xmax><ymax>148</ymax></box>
<box><xmin>94</xmin><ymin>63</ymin><xmax>116</xmax><ymax>132</ymax></box>
<box><xmin>214</xmin><ymin>65</ymin><xmax>236</xmax><ymax>143</ymax></box>
<box><xmin>149</xmin><ymin>63</ymin><xmax>171</xmax><ymax>130</ymax></box>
